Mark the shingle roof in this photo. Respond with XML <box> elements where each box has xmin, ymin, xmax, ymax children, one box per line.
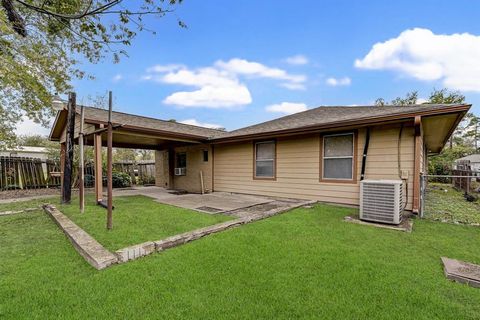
<box><xmin>456</xmin><ymin>154</ymin><xmax>480</xmax><ymax>163</ymax></box>
<box><xmin>81</xmin><ymin>106</ymin><xmax>227</xmax><ymax>139</ymax></box>
<box><xmin>215</xmin><ymin>104</ymin><xmax>469</xmax><ymax>139</ymax></box>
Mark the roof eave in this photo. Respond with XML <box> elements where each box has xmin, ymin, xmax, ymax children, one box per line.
<box><xmin>210</xmin><ymin>104</ymin><xmax>472</xmax><ymax>144</ymax></box>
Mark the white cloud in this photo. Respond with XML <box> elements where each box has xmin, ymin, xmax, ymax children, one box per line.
<box><xmin>265</xmin><ymin>102</ymin><xmax>308</xmax><ymax>115</ymax></box>
<box><xmin>143</xmin><ymin>58</ymin><xmax>307</xmax><ymax>108</ymax></box>
<box><xmin>280</xmin><ymin>83</ymin><xmax>306</xmax><ymax>91</ymax></box>
<box><xmin>161</xmin><ymin>67</ymin><xmax>238</xmax><ymax>87</ymax></box>
<box><xmin>146</xmin><ymin>64</ymin><xmax>185</xmax><ymax>73</ymax></box>
<box><xmin>15</xmin><ymin>116</ymin><xmax>52</xmax><ymax>136</ymax></box>
<box><xmin>215</xmin><ymin>58</ymin><xmax>306</xmax><ymax>84</ymax></box>
<box><xmin>355</xmin><ymin>28</ymin><xmax>480</xmax><ymax>92</ymax></box>
<box><xmin>163</xmin><ymin>85</ymin><xmax>252</xmax><ymax>108</ymax></box>
<box><xmin>284</xmin><ymin>54</ymin><xmax>309</xmax><ymax>65</ymax></box>
<box><xmin>112</xmin><ymin>74</ymin><xmax>123</xmax><ymax>82</ymax></box>
<box><xmin>326</xmin><ymin>77</ymin><xmax>351</xmax><ymax>86</ymax></box>
<box><xmin>159</xmin><ymin>67</ymin><xmax>252</xmax><ymax>108</ymax></box>
<box><xmin>179</xmin><ymin>119</ymin><xmax>223</xmax><ymax>129</ymax></box>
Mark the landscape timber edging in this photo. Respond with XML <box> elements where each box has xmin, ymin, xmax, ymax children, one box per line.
<box><xmin>153</xmin><ymin>200</ymin><xmax>316</xmax><ymax>252</ymax></box>
<box><xmin>42</xmin><ymin>204</ymin><xmax>118</xmax><ymax>270</ymax></box>
<box><xmin>44</xmin><ymin>199</ymin><xmax>315</xmax><ymax>268</ymax></box>
<box><xmin>0</xmin><ymin>207</ymin><xmax>40</xmax><ymax>216</ymax></box>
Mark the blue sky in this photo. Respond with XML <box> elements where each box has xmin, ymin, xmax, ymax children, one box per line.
<box><xmin>19</xmin><ymin>0</ymin><xmax>480</xmax><ymax>134</ymax></box>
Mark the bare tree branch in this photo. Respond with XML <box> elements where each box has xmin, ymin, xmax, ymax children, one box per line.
<box><xmin>2</xmin><ymin>0</ymin><xmax>27</xmax><ymax>36</ymax></box>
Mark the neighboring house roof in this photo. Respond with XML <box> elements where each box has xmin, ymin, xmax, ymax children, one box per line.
<box><xmin>214</xmin><ymin>104</ymin><xmax>468</xmax><ymax>140</ymax></box>
<box><xmin>3</xmin><ymin>146</ymin><xmax>48</xmax><ymax>153</ymax></box>
<box><xmin>456</xmin><ymin>154</ymin><xmax>480</xmax><ymax>163</ymax></box>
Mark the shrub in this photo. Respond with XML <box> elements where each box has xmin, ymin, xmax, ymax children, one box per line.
<box><xmin>138</xmin><ymin>176</ymin><xmax>155</xmax><ymax>185</ymax></box>
<box><xmin>103</xmin><ymin>171</ymin><xmax>132</xmax><ymax>188</ymax></box>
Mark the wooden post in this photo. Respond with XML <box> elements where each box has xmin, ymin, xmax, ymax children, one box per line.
<box><xmin>106</xmin><ymin>91</ymin><xmax>113</xmax><ymax>230</ymax></box>
<box><xmin>60</xmin><ymin>143</ymin><xmax>66</xmax><ymax>191</ymax></box>
<box><xmin>413</xmin><ymin>116</ymin><xmax>422</xmax><ymax>213</ymax></box>
<box><xmin>94</xmin><ymin>124</ymin><xmax>103</xmax><ymax>203</ymax></box>
<box><xmin>79</xmin><ymin>105</ymin><xmax>85</xmax><ymax>213</ymax></box>
<box><xmin>62</xmin><ymin>92</ymin><xmax>76</xmax><ymax>204</ymax></box>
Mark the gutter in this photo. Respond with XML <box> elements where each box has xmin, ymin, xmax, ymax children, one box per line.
<box><xmin>210</xmin><ymin>105</ymin><xmax>471</xmax><ymax>144</ymax></box>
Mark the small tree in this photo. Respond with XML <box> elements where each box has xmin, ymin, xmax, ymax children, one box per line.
<box><xmin>1</xmin><ymin>0</ymin><xmax>184</xmax><ymax>149</ymax></box>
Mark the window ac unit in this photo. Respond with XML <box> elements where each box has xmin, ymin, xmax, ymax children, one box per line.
<box><xmin>360</xmin><ymin>180</ymin><xmax>404</xmax><ymax>225</ymax></box>
<box><xmin>174</xmin><ymin>167</ymin><xmax>186</xmax><ymax>176</ymax></box>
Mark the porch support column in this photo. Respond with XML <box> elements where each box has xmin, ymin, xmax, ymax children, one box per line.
<box><xmin>413</xmin><ymin>116</ymin><xmax>422</xmax><ymax>214</ymax></box>
<box><xmin>94</xmin><ymin>124</ymin><xmax>104</xmax><ymax>203</ymax></box>
<box><xmin>168</xmin><ymin>147</ymin><xmax>175</xmax><ymax>189</ymax></box>
<box><xmin>60</xmin><ymin>142</ymin><xmax>66</xmax><ymax>191</ymax></box>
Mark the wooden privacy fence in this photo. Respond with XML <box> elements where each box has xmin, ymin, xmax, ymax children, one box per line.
<box><xmin>452</xmin><ymin>169</ymin><xmax>479</xmax><ymax>193</ymax></box>
<box><xmin>0</xmin><ymin>156</ymin><xmax>61</xmax><ymax>190</ymax></box>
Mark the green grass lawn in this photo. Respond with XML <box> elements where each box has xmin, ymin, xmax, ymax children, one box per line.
<box><xmin>0</xmin><ymin>195</ymin><xmax>232</xmax><ymax>251</ymax></box>
<box><xmin>425</xmin><ymin>182</ymin><xmax>480</xmax><ymax>225</ymax></box>
<box><xmin>1</xmin><ymin>202</ymin><xmax>479</xmax><ymax>319</ymax></box>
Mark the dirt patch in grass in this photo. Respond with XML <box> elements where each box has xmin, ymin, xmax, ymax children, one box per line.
<box><xmin>424</xmin><ymin>183</ymin><xmax>480</xmax><ymax>225</ymax></box>
<box><xmin>0</xmin><ymin>188</ymin><xmax>61</xmax><ymax>200</ymax></box>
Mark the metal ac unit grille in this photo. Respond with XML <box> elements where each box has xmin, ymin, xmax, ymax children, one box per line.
<box><xmin>360</xmin><ymin>180</ymin><xmax>403</xmax><ymax>225</ymax></box>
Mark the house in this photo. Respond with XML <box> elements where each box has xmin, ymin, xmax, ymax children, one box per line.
<box><xmin>0</xmin><ymin>146</ymin><xmax>49</xmax><ymax>161</ymax></box>
<box><xmin>454</xmin><ymin>154</ymin><xmax>480</xmax><ymax>172</ymax></box>
<box><xmin>49</xmin><ymin>103</ymin><xmax>470</xmax><ymax>214</ymax></box>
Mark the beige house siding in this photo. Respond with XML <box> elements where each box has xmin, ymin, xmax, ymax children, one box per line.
<box><xmin>213</xmin><ymin>123</ymin><xmax>415</xmax><ymax>210</ymax></box>
<box><xmin>173</xmin><ymin>144</ymin><xmax>212</xmax><ymax>193</ymax></box>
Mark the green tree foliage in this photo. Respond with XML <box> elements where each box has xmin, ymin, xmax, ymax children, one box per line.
<box><xmin>375</xmin><ymin>88</ymin><xmax>466</xmax><ymax>106</ymax></box>
<box><xmin>113</xmin><ymin>148</ymin><xmax>136</xmax><ymax>162</ymax></box>
<box><xmin>428</xmin><ymin>145</ymin><xmax>475</xmax><ymax>179</ymax></box>
<box><xmin>1</xmin><ymin>0</ymin><xmax>183</xmax><ymax>148</ymax></box>
<box><xmin>375</xmin><ymin>91</ymin><xmax>419</xmax><ymax>106</ymax></box>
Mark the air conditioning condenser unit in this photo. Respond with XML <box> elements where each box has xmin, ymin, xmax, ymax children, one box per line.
<box><xmin>360</xmin><ymin>180</ymin><xmax>404</xmax><ymax>225</ymax></box>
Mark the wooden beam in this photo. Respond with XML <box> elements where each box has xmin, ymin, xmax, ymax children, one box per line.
<box><xmin>62</xmin><ymin>92</ymin><xmax>76</xmax><ymax>204</ymax></box>
<box><xmin>413</xmin><ymin>115</ymin><xmax>422</xmax><ymax>213</ymax></box>
<box><xmin>79</xmin><ymin>105</ymin><xmax>85</xmax><ymax>213</ymax></box>
<box><xmin>60</xmin><ymin>142</ymin><xmax>66</xmax><ymax>191</ymax></box>
<box><xmin>106</xmin><ymin>91</ymin><xmax>113</xmax><ymax>230</ymax></box>
<box><xmin>94</xmin><ymin>124</ymin><xmax>103</xmax><ymax>203</ymax></box>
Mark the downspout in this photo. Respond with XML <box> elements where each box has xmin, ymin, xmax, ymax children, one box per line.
<box><xmin>360</xmin><ymin>127</ymin><xmax>371</xmax><ymax>181</ymax></box>
<box><xmin>398</xmin><ymin>123</ymin><xmax>409</xmax><ymax>211</ymax></box>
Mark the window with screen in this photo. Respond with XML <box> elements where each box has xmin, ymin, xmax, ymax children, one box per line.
<box><xmin>322</xmin><ymin>133</ymin><xmax>354</xmax><ymax>180</ymax></box>
<box><xmin>255</xmin><ymin>141</ymin><xmax>275</xmax><ymax>178</ymax></box>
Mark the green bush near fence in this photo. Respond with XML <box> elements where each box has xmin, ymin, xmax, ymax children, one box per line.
<box><xmin>102</xmin><ymin>171</ymin><xmax>132</xmax><ymax>188</ymax></box>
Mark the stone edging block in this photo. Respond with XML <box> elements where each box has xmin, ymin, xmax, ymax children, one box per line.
<box><xmin>43</xmin><ymin>204</ymin><xmax>118</xmax><ymax>270</ymax></box>
<box><xmin>115</xmin><ymin>241</ymin><xmax>155</xmax><ymax>263</ymax></box>
<box><xmin>442</xmin><ymin>257</ymin><xmax>480</xmax><ymax>288</ymax></box>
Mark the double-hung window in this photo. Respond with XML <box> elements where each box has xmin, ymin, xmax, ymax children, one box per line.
<box><xmin>254</xmin><ymin>141</ymin><xmax>276</xmax><ymax>179</ymax></box>
<box><xmin>322</xmin><ymin>133</ymin><xmax>354</xmax><ymax>180</ymax></box>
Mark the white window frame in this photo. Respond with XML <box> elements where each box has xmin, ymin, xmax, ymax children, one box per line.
<box><xmin>254</xmin><ymin>141</ymin><xmax>276</xmax><ymax>179</ymax></box>
<box><xmin>322</xmin><ymin>132</ymin><xmax>354</xmax><ymax>180</ymax></box>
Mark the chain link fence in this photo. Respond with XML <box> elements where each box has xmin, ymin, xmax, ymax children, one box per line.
<box><xmin>420</xmin><ymin>171</ymin><xmax>480</xmax><ymax>225</ymax></box>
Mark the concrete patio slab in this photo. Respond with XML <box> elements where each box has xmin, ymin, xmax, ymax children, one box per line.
<box><xmin>343</xmin><ymin>215</ymin><xmax>413</xmax><ymax>232</ymax></box>
<box><xmin>441</xmin><ymin>257</ymin><xmax>480</xmax><ymax>288</ymax></box>
<box><xmin>112</xmin><ymin>186</ymin><xmax>275</xmax><ymax>213</ymax></box>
